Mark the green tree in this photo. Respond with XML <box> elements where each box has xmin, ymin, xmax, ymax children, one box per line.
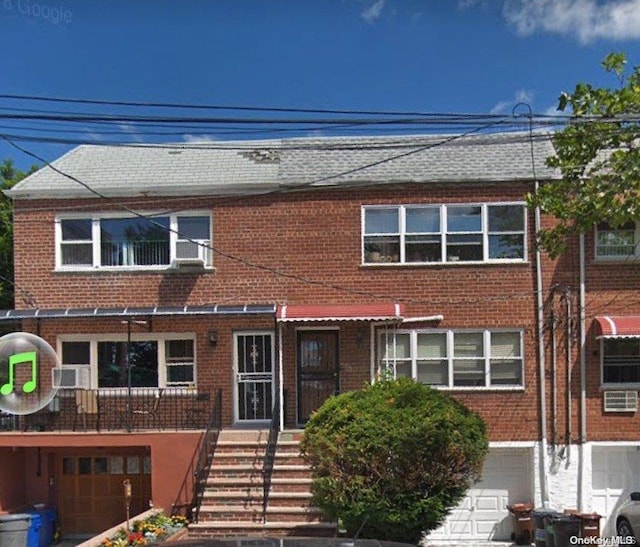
<box><xmin>0</xmin><ymin>159</ymin><xmax>38</xmax><ymax>308</ymax></box>
<box><xmin>299</xmin><ymin>377</ymin><xmax>488</xmax><ymax>544</ymax></box>
<box><xmin>529</xmin><ymin>52</ymin><xmax>640</xmax><ymax>257</ymax></box>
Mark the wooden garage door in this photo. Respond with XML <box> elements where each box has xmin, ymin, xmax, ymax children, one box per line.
<box><xmin>428</xmin><ymin>448</ymin><xmax>532</xmax><ymax>541</ymax></box>
<box><xmin>592</xmin><ymin>447</ymin><xmax>640</xmax><ymax>537</ymax></box>
<box><xmin>57</xmin><ymin>449</ymin><xmax>151</xmax><ymax>535</ymax></box>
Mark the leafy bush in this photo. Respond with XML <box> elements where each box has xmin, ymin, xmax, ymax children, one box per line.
<box><xmin>300</xmin><ymin>377</ymin><xmax>488</xmax><ymax>544</ymax></box>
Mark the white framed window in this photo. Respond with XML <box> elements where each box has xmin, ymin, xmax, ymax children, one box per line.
<box><xmin>380</xmin><ymin>329</ymin><xmax>524</xmax><ymax>389</ymax></box>
<box><xmin>601</xmin><ymin>338</ymin><xmax>640</xmax><ymax>387</ymax></box>
<box><xmin>55</xmin><ymin>212</ymin><xmax>212</xmax><ymax>270</ymax></box>
<box><xmin>58</xmin><ymin>334</ymin><xmax>196</xmax><ymax>389</ymax></box>
<box><xmin>595</xmin><ymin>222</ymin><xmax>638</xmax><ymax>259</ymax></box>
<box><xmin>362</xmin><ymin>203</ymin><xmax>526</xmax><ymax>264</ymax></box>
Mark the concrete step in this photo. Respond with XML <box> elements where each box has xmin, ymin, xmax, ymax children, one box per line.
<box><xmin>198</xmin><ymin>504</ymin><xmax>324</xmax><ymax>523</ymax></box>
<box><xmin>203</xmin><ymin>490</ymin><xmax>313</xmax><ymax>507</ymax></box>
<box><xmin>188</xmin><ymin>520</ymin><xmax>337</xmax><ymax>538</ymax></box>
<box><xmin>204</xmin><ymin>476</ymin><xmax>313</xmax><ymax>493</ymax></box>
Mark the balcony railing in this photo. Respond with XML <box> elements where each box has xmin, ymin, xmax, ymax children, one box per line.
<box><xmin>0</xmin><ymin>387</ymin><xmax>215</xmax><ymax>433</ymax></box>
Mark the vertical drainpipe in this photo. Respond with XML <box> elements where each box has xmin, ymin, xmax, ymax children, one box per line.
<box><xmin>578</xmin><ymin>234</ymin><xmax>587</xmax><ymax>511</ymax></box>
<box><xmin>278</xmin><ymin>322</ymin><xmax>284</xmax><ymax>432</ymax></box>
<box><xmin>535</xmin><ymin>181</ymin><xmax>550</xmax><ymax>508</ymax></box>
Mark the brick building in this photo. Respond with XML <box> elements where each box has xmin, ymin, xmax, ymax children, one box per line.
<box><xmin>0</xmin><ymin>132</ymin><xmax>637</xmax><ymax>541</ymax></box>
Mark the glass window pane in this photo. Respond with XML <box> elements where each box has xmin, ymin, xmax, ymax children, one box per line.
<box><xmin>143</xmin><ymin>455</ymin><xmax>151</xmax><ymax>475</ymax></box>
<box><xmin>61</xmin><ymin>243</ymin><xmax>93</xmax><ymax>266</ymax></box>
<box><xmin>62</xmin><ymin>342</ymin><xmax>90</xmax><ymax>365</ymax></box>
<box><xmin>383</xmin><ymin>334</ymin><xmax>410</xmax><ymax>360</ymax></box>
<box><xmin>395</xmin><ymin>361</ymin><xmax>412</xmax><ymax>378</ymax></box>
<box><xmin>447</xmin><ymin>234</ymin><xmax>483</xmax><ymax>262</ymax></box>
<box><xmin>98</xmin><ymin>341</ymin><xmax>158</xmax><ymax>388</ymax></box>
<box><xmin>61</xmin><ymin>219</ymin><xmax>91</xmax><ymax>240</ymax></box>
<box><xmin>405</xmin><ymin>235</ymin><xmax>441</xmax><ymax>263</ymax></box>
<box><xmin>406</xmin><ymin>207</ymin><xmax>440</xmax><ymax>233</ymax></box>
<box><xmin>364</xmin><ymin>236</ymin><xmax>400</xmax><ymax>263</ymax></box>
<box><xmin>417</xmin><ymin>360</ymin><xmax>448</xmax><ymax>385</ymax></box>
<box><xmin>94</xmin><ymin>457</ymin><xmax>108</xmax><ymax>474</ymax></box>
<box><xmin>453</xmin><ymin>359</ymin><xmax>485</xmax><ymax>386</ymax></box>
<box><xmin>491</xmin><ymin>332</ymin><xmax>520</xmax><ymax>358</ymax></box>
<box><xmin>126</xmin><ymin>456</ymin><xmax>140</xmax><ymax>474</ymax></box>
<box><xmin>78</xmin><ymin>457</ymin><xmax>92</xmax><ymax>475</ymax></box>
<box><xmin>166</xmin><ymin>340</ymin><xmax>194</xmax><ymax>360</ymax></box>
<box><xmin>364</xmin><ymin>209</ymin><xmax>399</xmax><ymax>234</ymax></box>
<box><xmin>109</xmin><ymin>456</ymin><xmax>124</xmax><ymax>474</ymax></box>
<box><xmin>447</xmin><ymin>206</ymin><xmax>482</xmax><ymax>232</ymax></box>
<box><xmin>488</xmin><ymin>205</ymin><xmax>524</xmax><ymax>232</ymax></box>
<box><xmin>454</xmin><ymin>333</ymin><xmax>483</xmax><ymax>357</ymax></box>
<box><xmin>489</xmin><ymin>235</ymin><xmax>524</xmax><ymax>259</ymax></box>
<box><xmin>100</xmin><ymin>217</ymin><xmax>170</xmax><ymax>266</ymax></box>
<box><xmin>178</xmin><ymin>216</ymin><xmax>210</xmax><ymax>240</ymax></box>
<box><xmin>417</xmin><ymin>333</ymin><xmax>447</xmax><ymax>359</ymax></box>
<box><xmin>603</xmin><ymin>339</ymin><xmax>640</xmax><ymax>383</ymax></box>
<box><xmin>167</xmin><ymin>365</ymin><xmax>194</xmax><ymax>384</ymax></box>
<box><xmin>490</xmin><ymin>360</ymin><xmax>522</xmax><ymax>386</ymax></box>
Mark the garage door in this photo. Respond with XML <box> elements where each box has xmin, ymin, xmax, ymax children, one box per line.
<box><xmin>592</xmin><ymin>447</ymin><xmax>640</xmax><ymax>537</ymax></box>
<box><xmin>428</xmin><ymin>448</ymin><xmax>532</xmax><ymax>541</ymax></box>
<box><xmin>56</xmin><ymin>449</ymin><xmax>151</xmax><ymax>535</ymax></box>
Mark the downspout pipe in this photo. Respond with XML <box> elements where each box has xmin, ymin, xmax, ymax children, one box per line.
<box><xmin>535</xmin><ymin>180</ymin><xmax>550</xmax><ymax>508</ymax></box>
<box><xmin>578</xmin><ymin>233</ymin><xmax>587</xmax><ymax>511</ymax></box>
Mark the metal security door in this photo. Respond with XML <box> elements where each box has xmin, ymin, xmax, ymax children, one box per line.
<box><xmin>235</xmin><ymin>332</ymin><xmax>274</xmax><ymax>423</ymax></box>
<box><xmin>297</xmin><ymin>330</ymin><xmax>339</xmax><ymax>424</ymax></box>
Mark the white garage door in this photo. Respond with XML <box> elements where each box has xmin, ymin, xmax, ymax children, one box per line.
<box><xmin>592</xmin><ymin>447</ymin><xmax>640</xmax><ymax>537</ymax></box>
<box><xmin>428</xmin><ymin>448</ymin><xmax>532</xmax><ymax>542</ymax></box>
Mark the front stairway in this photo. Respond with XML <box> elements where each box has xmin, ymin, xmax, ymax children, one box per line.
<box><xmin>188</xmin><ymin>429</ymin><xmax>337</xmax><ymax>538</ymax></box>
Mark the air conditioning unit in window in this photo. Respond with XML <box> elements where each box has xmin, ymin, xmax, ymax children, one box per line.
<box><xmin>174</xmin><ymin>240</ymin><xmax>208</xmax><ymax>268</ymax></box>
<box><xmin>52</xmin><ymin>366</ymin><xmax>91</xmax><ymax>389</ymax></box>
<box><xmin>604</xmin><ymin>390</ymin><xmax>638</xmax><ymax>412</ymax></box>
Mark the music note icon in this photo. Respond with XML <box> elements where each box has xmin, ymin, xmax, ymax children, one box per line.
<box><xmin>0</xmin><ymin>351</ymin><xmax>38</xmax><ymax>396</ymax></box>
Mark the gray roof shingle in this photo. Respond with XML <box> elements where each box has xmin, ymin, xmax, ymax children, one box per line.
<box><xmin>7</xmin><ymin>131</ymin><xmax>559</xmax><ymax>199</ymax></box>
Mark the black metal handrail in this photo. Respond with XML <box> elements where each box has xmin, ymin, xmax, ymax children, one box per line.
<box><xmin>191</xmin><ymin>388</ymin><xmax>223</xmax><ymax>523</ymax></box>
<box><xmin>262</xmin><ymin>396</ymin><xmax>280</xmax><ymax>522</ymax></box>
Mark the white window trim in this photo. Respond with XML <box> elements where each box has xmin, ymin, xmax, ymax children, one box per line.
<box><xmin>594</xmin><ymin>222</ymin><xmax>640</xmax><ymax>260</ymax></box>
<box><xmin>57</xmin><ymin>333</ymin><xmax>197</xmax><ymax>390</ymax></box>
<box><xmin>55</xmin><ymin>211</ymin><xmax>213</xmax><ymax>271</ymax></box>
<box><xmin>600</xmin><ymin>337</ymin><xmax>640</xmax><ymax>389</ymax></box>
<box><xmin>379</xmin><ymin>328</ymin><xmax>525</xmax><ymax>390</ymax></box>
<box><xmin>361</xmin><ymin>202</ymin><xmax>527</xmax><ymax>265</ymax></box>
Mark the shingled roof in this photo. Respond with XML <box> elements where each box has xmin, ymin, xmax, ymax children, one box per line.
<box><xmin>7</xmin><ymin>131</ymin><xmax>559</xmax><ymax>199</ymax></box>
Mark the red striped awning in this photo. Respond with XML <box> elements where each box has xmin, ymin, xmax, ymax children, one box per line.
<box><xmin>277</xmin><ymin>303</ymin><xmax>404</xmax><ymax>322</ymax></box>
<box><xmin>594</xmin><ymin>316</ymin><xmax>640</xmax><ymax>338</ymax></box>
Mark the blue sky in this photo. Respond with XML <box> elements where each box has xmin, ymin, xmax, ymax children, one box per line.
<box><xmin>1</xmin><ymin>0</ymin><xmax>640</xmax><ymax>170</ymax></box>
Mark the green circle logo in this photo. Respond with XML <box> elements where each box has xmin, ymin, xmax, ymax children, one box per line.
<box><xmin>0</xmin><ymin>332</ymin><xmax>62</xmax><ymax>415</ymax></box>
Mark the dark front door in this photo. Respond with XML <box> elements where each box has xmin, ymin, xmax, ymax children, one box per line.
<box><xmin>297</xmin><ymin>330</ymin><xmax>339</xmax><ymax>424</ymax></box>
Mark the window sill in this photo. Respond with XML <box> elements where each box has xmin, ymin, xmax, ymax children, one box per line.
<box><xmin>53</xmin><ymin>266</ymin><xmax>216</xmax><ymax>275</ymax></box>
<box><xmin>361</xmin><ymin>260</ymin><xmax>529</xmax><ymax>267</ymax></box>
<box><xmin>600</xmin><ymin>384</ymin><xmax>640</xmax><ymax>391</ymax></box>
<box><xmin>432</xmin><ymin>386</ymin><xmax>525</xmax><ymax>392</ymax></box>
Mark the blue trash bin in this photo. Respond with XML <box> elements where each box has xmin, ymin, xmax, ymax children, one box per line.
<box><xmin>28</xmin><ymin>507</ymin><xmax>59</xmax><ymax>547</ymax></box>
<box><xmin>0</xmin><ymin>513</ymin><xmax>32</xmax><ymax>547</ymax></box>
<box><xmin>26</xmin><ymin>512</ymin><xmax>41</xmax><ymax>547</ymax></box>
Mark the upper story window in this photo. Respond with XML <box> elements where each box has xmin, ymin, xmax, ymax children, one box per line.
<box><xmin>59</xmin><ymin>336</ymin><xmax>196</xmax><ymax>389</ymax></box>
<box><xmin>362</xmin><ymin>203</ymin><xmax>526</xmax><ymax>264</ymax></box>
<box><xmin>380</xmin><ymin>329</ymin><xmax>524</xmax><ymax>389</ymax></box>
<box><xmin>595</xmin><ymin>222</ymin><xmax>638</xmax><ymax>259</ymax></box>
<box><xmin>56</xmin><ymin>213</ymin><xmax>212</xmax><ymax>270</ymax></box>
<box><xmin>602</xmin><ymin>338</ymin><xmax>640</xmax><ymax>386</ymax></box>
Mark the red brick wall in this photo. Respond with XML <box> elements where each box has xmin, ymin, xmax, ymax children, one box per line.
<box><xmin>12</xmin><ymin>183</ymin><xmax>545</xmax><ymax>440</ymax></box>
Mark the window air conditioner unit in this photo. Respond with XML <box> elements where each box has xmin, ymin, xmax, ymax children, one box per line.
<box><xmin>52</xmin><ymin>366</ymin><xmax>91</xmax><ymax>389</ymax></box>
<box><xmin>175</xmin><ymin>240</ymin><xmax>208</xmax><ymax>268</ymax></box>
<box><xmin>604</xmin><ymin>390</ymin><xmax>638</xmax><ymax>412</ymax></box>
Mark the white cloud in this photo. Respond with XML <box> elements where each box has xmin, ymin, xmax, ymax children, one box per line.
<box><xmin>490</xmin><ymin>89</ymin><xmax>535</xmax><ymax>114</ymax></box>
<box><xmin>182</xmin><ymin>134</ymin><xmax>219</xmax><ymax>143</ymax></box>
<box><xmin>457</xmin><ymin>0</ymin><xmax>488</xmax><ymax>9</ymax></box>
<box><xmin>118</xmin><ymin>123</ymin><xmax>144</xmax><ymax>143</ymax></box>
<box><xmin>503</xmin><ymin>0</ymin><xmax>640</xmax><ymax>44</ymax></box>
<box><xmin>361</xmin><ymin>0</ymin><xmax>385</xmax><ymax>23</ymax></box>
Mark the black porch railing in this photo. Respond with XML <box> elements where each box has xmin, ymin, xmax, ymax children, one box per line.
<box><xmin>262</xmin><ymin>395</ymin><xmax>280</xmax><ymax>522</ymax></box>
<box><xmin>0</xmin><ymin>387</ymin><xmax>215</xmax><ymax>433</ymax></box>
<box><xmin>190</xmin><ymin>388</ymin><xmax>223</xmax><ymax>523</ymax></box>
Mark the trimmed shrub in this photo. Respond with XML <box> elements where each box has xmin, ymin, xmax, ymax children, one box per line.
<box><xmin>299</xmin><ymin>377</ymin><xmax>488</xmax><ymax>544</ymax></box>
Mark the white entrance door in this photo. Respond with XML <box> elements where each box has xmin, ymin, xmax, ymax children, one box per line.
<box><xmin>592</xmin><ymin>447</ymin><xmax>640</xmax><ymax>536</ymax></box>
<box><xmin>428</xmin><ymin>448</ymin><xmax>533</xmax><ymax>541</ymax></box>
<box><xmin>233</xmin><ymin>332</ymin><xmax>275</xmax><ymax>423</ymax></box>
